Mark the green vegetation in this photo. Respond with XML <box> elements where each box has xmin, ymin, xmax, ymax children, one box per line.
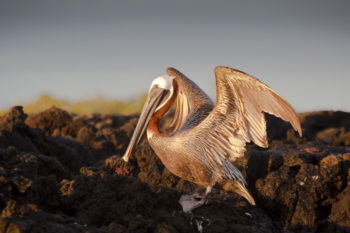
<box><xmin>24</xmin><ymin>95</ymin><xmax>70</xmax><ymax>113</ymax></box>
<box><xmin>1</xmin><ymin>94</ymin><xmax>147</xmax><ymax>115</ymax></box>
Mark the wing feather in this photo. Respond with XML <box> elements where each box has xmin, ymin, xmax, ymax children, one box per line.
<box><xmin>189</xmin><ymin>66</ymin><xmax>302</xmax><ymax>163</ymax></box>
<box><xmin>166</xmin><ymin>67</ymin><xmax>214</xmax><ymax>131</ymax></box>
<box><xmin>169</xmin><ymin>91</ymin><xmax>190</xmax><ymax>131</ymax></box>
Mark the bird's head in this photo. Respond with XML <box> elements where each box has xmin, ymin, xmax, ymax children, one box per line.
<box><xmin>122</xmin><ymin>75</ymin><xmax>175</xmax><ymax>162</ymax></box>
<box><xmin>149</xmin><ymin>75</ymin><xmax>175</xmax><ymax>111</ymax></box>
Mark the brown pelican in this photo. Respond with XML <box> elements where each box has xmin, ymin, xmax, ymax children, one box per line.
<box><xmin>120</xmin><ymin>66</ymin><xmax>302</xmax><ymax>212</ymax></box>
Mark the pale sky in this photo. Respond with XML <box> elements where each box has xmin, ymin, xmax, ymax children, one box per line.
<box><xmin>1</xmin><ymin>0</ymin><xmax>350</xmax><ymax>112</ymax></box>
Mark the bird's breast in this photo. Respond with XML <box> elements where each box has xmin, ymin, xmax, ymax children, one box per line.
<box><xmin>148</xmin><ymin>134</ymin><xmax>214</xmax><ymax>187</ymax></box>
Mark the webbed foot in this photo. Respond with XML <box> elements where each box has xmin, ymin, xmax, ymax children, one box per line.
<box><xmin>179</xmin><ymin>193</ymin><xmax>206</xmax><ymax>213</ymax></box>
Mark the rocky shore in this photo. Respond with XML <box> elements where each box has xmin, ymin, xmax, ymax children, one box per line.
<box><xmin>0</xmin><ymin>106</ymin><xmax>349</xmax><ymax>233</ymax></box>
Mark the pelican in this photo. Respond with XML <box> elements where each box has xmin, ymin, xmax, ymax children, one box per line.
<box><xmin>120</xmin><ymin>66</ymin><xmax>302</xmax><ymax>212</ymax></box>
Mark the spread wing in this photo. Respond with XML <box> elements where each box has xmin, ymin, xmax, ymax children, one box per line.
<box><xmin>166</xmin><ymin>67</ymin><xmax>214</xmax><ymax>131</ymax></box>
<box><xmin>190</xmin><ymin>66</ymin><xmax>302</xmax><ymax>163</ymax></box>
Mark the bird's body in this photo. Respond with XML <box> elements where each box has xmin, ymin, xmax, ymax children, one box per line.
<box><xmin>121</xmin><ymin>66</ymin><xmax>302</xmax><ymax>211</ymax></box>
<box><xmin>147</xmin><ymin>71</ymin><xmax>216</xmax><ymax>188</ymax></box>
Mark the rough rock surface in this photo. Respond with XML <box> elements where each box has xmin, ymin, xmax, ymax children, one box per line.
<box><xmin>0</xmin><ymin>106</ymin><xmax>349</xmax><ymax>233</ymax></box>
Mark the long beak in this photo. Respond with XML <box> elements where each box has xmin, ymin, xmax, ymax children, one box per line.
<box><xmin>122</xmin><ymin>88</ymin><xmax>168</xmax><ymax>162</ymax></box>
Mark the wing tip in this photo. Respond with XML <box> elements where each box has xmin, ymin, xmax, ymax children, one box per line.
<box><xmin>288</xmin><ymin>109</ymin><xmax>303</xmax><ymax>137</ymax></box>
<box><xmin>295</xmin><ymin>123</ymin><xmax>303</xmax><ymax>137</ymax></box>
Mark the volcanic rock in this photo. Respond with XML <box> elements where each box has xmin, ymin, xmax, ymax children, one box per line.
<box><xmin>0</xmin><ymin>107</ymin><xmax>349</xmax><ymax>233</ymax></box>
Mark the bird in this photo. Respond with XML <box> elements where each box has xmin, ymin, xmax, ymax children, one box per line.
<box><xmin>120</xmin><ymin>66</ymin><xmax>302</xmax><ymax>212</ymax></box>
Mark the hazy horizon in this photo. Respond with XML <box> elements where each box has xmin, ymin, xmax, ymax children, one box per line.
<box><xmin>1</xmin><ymin>0</ymin><xmax>350</xmax><ymax>112</ymax></box>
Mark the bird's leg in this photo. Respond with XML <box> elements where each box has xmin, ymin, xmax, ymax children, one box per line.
<box><xmin>179</xmin><ymin>186</ymin><xmax>212</xmax><ymax>213</ymax></box>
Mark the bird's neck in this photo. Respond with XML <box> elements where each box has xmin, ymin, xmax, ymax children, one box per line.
<box><xmin>147</xmin><ymin>112</ymin><xmax>163</xmax><ymax>137</ymax></box>
<box><xmin>147</xmin><ymin>79</ymin><xmax>178</xmax><ymax>138</ymax></box>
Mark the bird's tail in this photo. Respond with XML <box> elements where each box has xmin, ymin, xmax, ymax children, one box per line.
<box><xmin>223</xmin><ymin>180</ymin><xmax>256</xmax><ymax>206</ymax></box>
